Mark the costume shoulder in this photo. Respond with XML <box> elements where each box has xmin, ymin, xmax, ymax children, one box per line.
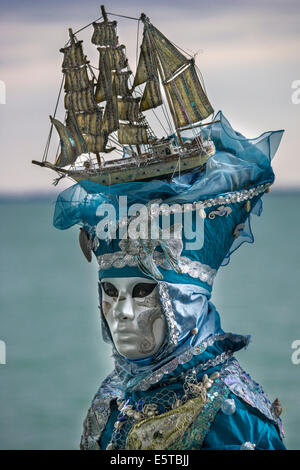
<box><xmin>220</xmin><ymin>359</ymin><xmax>281</xmax><ymax>426</ymax></box>
<box><xmin>201</xmin><ymin>358</ymin><xmax>285</xmax><ymax>450</ymax></box>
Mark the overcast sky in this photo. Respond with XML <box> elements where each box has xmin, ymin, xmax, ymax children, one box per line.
<box><xmin>0</xmin><ymin>0</ymin><xmax>300</xmax><ymax>194</ymax></box>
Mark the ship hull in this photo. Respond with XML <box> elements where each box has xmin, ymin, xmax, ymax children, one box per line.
<box><xmin>34</xmin><ymin>142</ymin><xmax>215</xmax><ymax>186</ymax></box>
<box><xmin>68</xmin><ymin>144</ymin><xmax>215</xmax><ymax>185</ymax></box>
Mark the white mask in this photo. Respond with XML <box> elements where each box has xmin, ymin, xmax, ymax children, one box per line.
<box><xmin>100</xmin><ymin>277</ymin><xmax>167</xmax><ymax>360</ymax></box>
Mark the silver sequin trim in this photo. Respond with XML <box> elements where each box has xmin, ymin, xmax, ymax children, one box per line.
<box><xmin>182</xmin><ymin>182</ymin><xmax>271</xmax><ymax>214</ymax></box>
<box><xmin>97</xmin><ymin>251</ymin><xmax>216</xmax><ymax>285</ymax></box>
<box><xmin>158</xmin><ymin>282</ymin><xmax>179</xmax><ymax>348</ymax></box>
<box><xmin>146</xmin><ymin>182</ymin><xmax>270</xmax><ymax>216</ymax></box>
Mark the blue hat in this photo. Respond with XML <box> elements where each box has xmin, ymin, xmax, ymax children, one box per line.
<box><xmin>54</xmin><ymin>111</ymin><xmax>283</xmax><ymax>295</ymax></box>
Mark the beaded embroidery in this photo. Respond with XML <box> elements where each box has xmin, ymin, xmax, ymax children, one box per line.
<box><xmin>208</xmin><ymin>205</ymin><xmax>232</xmax><ymax>219</ymax></box>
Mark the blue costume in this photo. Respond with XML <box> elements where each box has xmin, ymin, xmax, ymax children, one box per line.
<box><xmin>54</xmin><ymin>112</ymin><xmax>285</xmax><ymax>450</ymax></box>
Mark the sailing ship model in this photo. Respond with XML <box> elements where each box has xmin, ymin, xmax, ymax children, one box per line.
<box><xmin>32</xmin><ymin>6</ymin><xmax>216</xmax><ymax>185</ymax></box>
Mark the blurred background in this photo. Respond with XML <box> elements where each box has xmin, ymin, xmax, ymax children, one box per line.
<box><xmin>0</xmin><ymin>0</ymin><xmax>299</xmax><ymax>449</ymax></box>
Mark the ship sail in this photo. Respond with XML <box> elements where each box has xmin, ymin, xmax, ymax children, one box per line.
<box><xmin>91</xmin><ymin>20</ymin><xmax>119</xmax><ymax>47</ymax></box>
<box><xmin>95</xmin><ymin>48</ymin><xmax>113</xmax><ymax>103</ymax></box>
<box><xmin>64</xmin><ymin>67</ymin><xmax>91</xmax><ymax>92</ymax></box>
<box><xmin>83</xmin><ymin>134</ymin><xmax>108</xmax><ymax>153</ymax></box>
<box><xmin>140</xmin><ymin>77</ymin><xmax>162</xmax><ymax>111</ymax></box>
<box><xmin>133</xmin><ymin>29</ymin><xmax>157</xmax><ymax>87</ymax></box>
<box><xmin>57</xmin><ymin>31</ymin><xmax>113</xmax><ymax>164</ymax></box>
<box><xmin>74</xmin><ymin>110</ymin><xmax>103</xmax><ymax>135</ymax></box>
<box><xmin>118</xmin><ymin>97</ymin><xmax>140</xmax><ymax>121</ymax></box>
<box><xmin>102</xmin><ymin>93</ymin><xmax>119</xmax><ymax>134</ymax></box>
<box><xmin>148</xmin><ymin>25</ymin><xmax>188</xmax><ymax>81</ymax></box>
<box><xmin>64</xmin><ymin>86</ymin><xmax>99</xmax><ymax>113</ymax></box>
<box><xmin>112</xmin><ymin>71</ymin><xmax>131</xmax><ymax>97</ymax></box>
<box><xmin>118</xmin><ymin>123</ymin><xmax>149</xmax><ymax>145</ymax></box>
<box><xmin>51</xmin><ymin>113</ymin><xmax>87</xmax><ymax>167</ymax></box>
<box><xmin>134</xmin><ymin>17</ymin><xmax>214</xmax><ymax>132</ymax></box>
<box><xmin>165</xmin><ymin>62</ymin><xmax>214</xmax><ymax>127</ymax></box>
<box><xmin>61</xmin><ymin>40</ymin><xmax>86</xmax><ymax>69</ymax></box>
<box><xmin>98</xmin><ymin>45</ymin><xmax>127</xmax><ymax>71</ymax></box>
<box><xmin>133</xmin><ymin>29</ymin><xmax>163</xmax><ymax>112</ymax></box>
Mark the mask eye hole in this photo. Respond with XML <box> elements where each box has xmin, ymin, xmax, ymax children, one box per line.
<box><xmin>132</xmin><ymin>283</ymin><xmax>156</xmax><ymax>298</ymax></box>
<box><xmin>102</xmin><ymin>282</ymin><xmax>118</xmax><ymax>298</ymax></box>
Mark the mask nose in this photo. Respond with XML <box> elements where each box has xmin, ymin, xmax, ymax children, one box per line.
<box><xmin>114</xmin><ymin>293</ymin><xmax>135</xmax><ymax>320</ymax></box>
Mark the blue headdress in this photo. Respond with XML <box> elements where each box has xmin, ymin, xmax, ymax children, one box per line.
<box><xmin>54</xmin><ymin>111</ymin><xmax>283</xmax><ymax>391</ymax></box>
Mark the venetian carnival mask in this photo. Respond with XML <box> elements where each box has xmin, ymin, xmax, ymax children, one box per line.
<box><xmin>100</xmin><ymin>277</ymin><xmax>168</xmax><ymax>359</ymax></box>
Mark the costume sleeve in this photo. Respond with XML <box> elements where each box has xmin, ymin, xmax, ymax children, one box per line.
<box><xmin>202</xmin><ymin>394</ymin><xmax>286</xmax><ymax>450</ymax></box>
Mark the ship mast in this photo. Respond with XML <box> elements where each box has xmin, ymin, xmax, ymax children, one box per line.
<box><xmin>101</xmin><ymin>4</ymin><xmax>107</xmax><ymax>22</ymax></box>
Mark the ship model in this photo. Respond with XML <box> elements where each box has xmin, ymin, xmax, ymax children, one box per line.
<box><xmin>32</xmin><ymin>5</ymin><xmax>217</xmax><ymax>185</ymax></box>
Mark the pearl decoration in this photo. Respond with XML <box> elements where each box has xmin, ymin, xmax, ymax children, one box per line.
<box><xmin>221</xmin><ymin>398</ymin><xmax>236</xmax><ymax>415</ymax></box>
